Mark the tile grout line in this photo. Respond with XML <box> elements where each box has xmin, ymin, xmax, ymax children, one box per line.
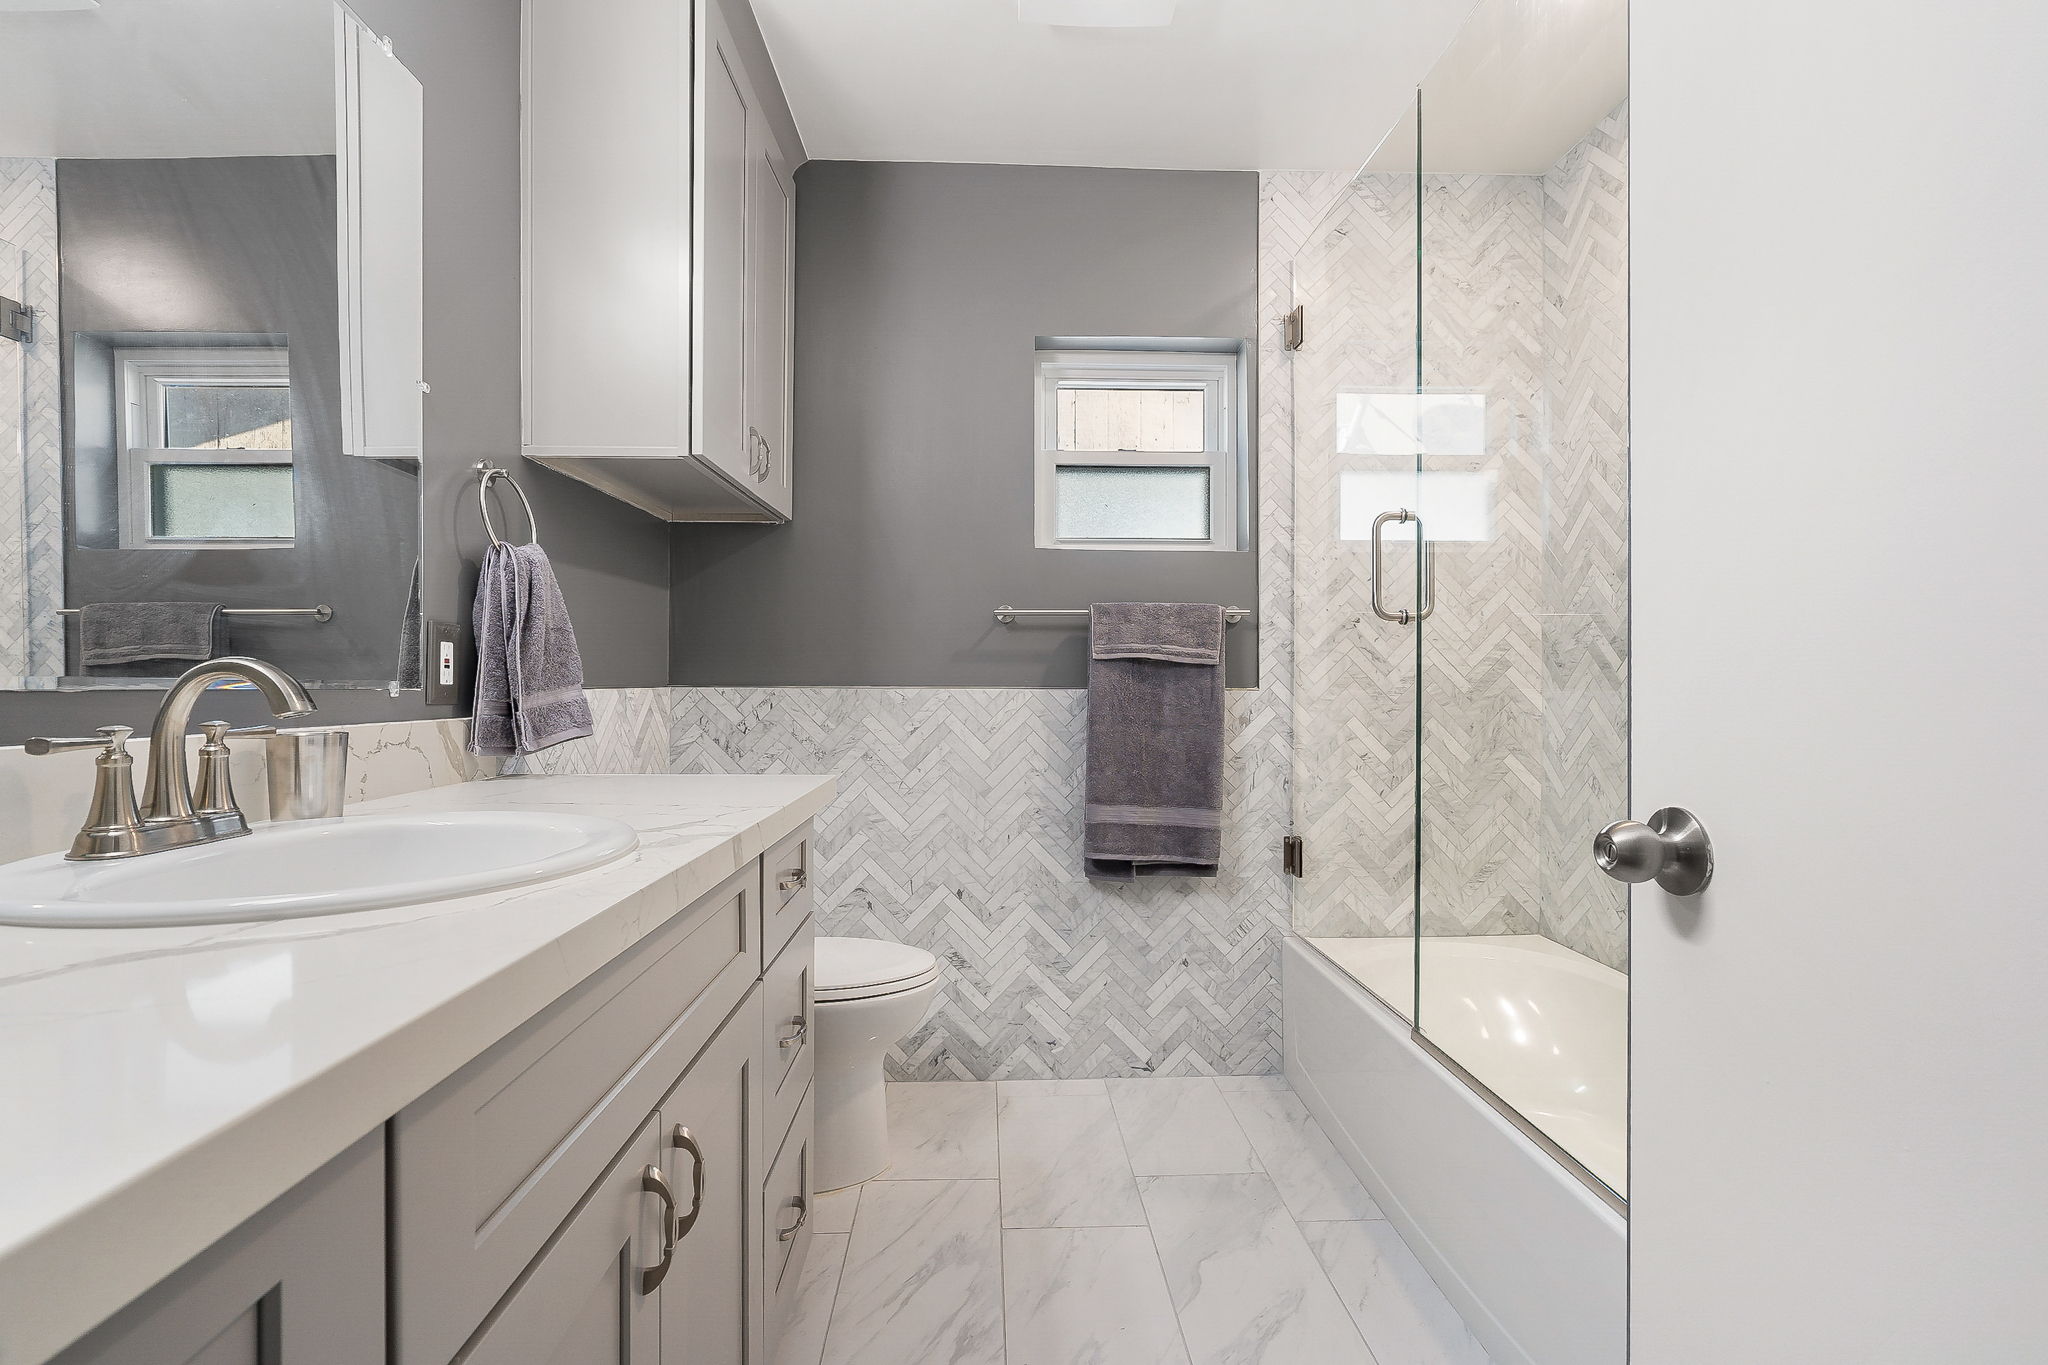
<box><xmin>808</xmin><ymin>1182</ymin><xmax>863</xmax><ymax>1365</ymax></box>
<box><xmin>1104</xmin><ymin>1078</ymin><xmax>1199</xmax><ymax>1365</ymax></box>
<box><xmin>992</xmin><ymin>1083</ymin><xmax>1010</xmax><ymax>1365</ymax></box>
<box><xmin>1259</xmin><ymin>1080</ymin><xmax>1390</xmax><ymax>1365</ymax></box>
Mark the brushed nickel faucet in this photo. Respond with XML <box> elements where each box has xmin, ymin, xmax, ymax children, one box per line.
<box><xmin>28</xmin><ymin>656</ymin><xmax>315</xmax><ymax>861</ymax></box>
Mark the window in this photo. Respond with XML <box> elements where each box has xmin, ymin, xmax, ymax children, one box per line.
<box><xmin>1033</xmin><ymin>347</ymin><xmax>1243</xmax><ymax>550</ymax></box>
<box><xmin>115</xmin><ymin>347</ymin><xmax>296</xmax><ymax>549</ymax></box>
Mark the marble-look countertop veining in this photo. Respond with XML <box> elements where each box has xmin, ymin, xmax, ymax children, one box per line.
<box><xmin>0</xmin><ymin>772</ymin><xmax>835</xmax><ymax>1365</ymax></box>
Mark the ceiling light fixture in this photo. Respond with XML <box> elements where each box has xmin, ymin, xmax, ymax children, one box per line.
<box><xmin>1017</xmin><ymin>0</ymin><xmax>1177</xmax><ymax>28</ymax></box>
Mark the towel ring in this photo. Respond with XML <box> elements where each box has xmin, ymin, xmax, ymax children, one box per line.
<box><xmin>475</xmin><ymin>462</ymin><xmax>539</xmax><ymax>547</ymax></box>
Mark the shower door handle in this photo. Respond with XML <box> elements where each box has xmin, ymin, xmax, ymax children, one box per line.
<box><xmin>1594</xmin><ymin>808</ymin><xmax>1715</xmax><ymax>896</ymax></box>
<box><xmin>1369</xmin><ymin>509</ymin><xmax>1435</xmax><ymax>624</ymax></box>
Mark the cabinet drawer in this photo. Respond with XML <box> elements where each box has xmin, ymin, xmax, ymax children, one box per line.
<box><xmin>762</xmin><ymin>916</ymin><xmax>815</xmax><ymax>1151</ymax></box>
<box><xmin>393</xmin><ymin>861</ymin><xmax>758</xmax><ymax>1365</ymax></box>
<box><xmin>760</xmin><ymin>1085</ymin><xmax>814</xmax><ymax>1365</ymax></box>
<box><xmin>760</xmin><ymin>822</ymin><xmax>812</xmax><ymax>966</ymax></box>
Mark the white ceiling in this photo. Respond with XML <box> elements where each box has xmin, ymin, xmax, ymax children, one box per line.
<box><xmin>749</xmin><ymin>0</ymin><xmax>1485</xmax><ymax>172</ymax></box>
<box><xmin>0</xmin><ymin>0</ymin><xmax>334</xmax><ymax>161</ymax></box>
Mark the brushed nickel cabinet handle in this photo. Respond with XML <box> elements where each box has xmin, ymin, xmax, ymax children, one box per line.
<box><xmin>778</xmin><ymin>867</ymin><xmax>807</xmax><ymax>892</ymax></box>
<box><xmin>670</xmin><ymin>1125</ymin><xmax>707</xmax><ymax>1239</ymax></box>
<box><xmin>777</xmin><ymin>1195</ymin><xmax>808</xmax><ymax>1242</ymax></box>
<box><xmin>778</xmin><ymin>1017</ymin><xmax>808</xmax><ymax>1050</ymax></box>
<box><xmin>639</xmin><ymin>1164</ymin><xmax>678</xmax><ymax>1294</ymax></box>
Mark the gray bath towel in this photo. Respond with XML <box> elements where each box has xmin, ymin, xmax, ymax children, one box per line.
<box><xmin>469</xmin><ymin>541</ymin><xmax>594</xmax><ymax>757</ymax></box>
<box><xmin>1084</xmin><ymin>602</ymin><xmax>1226</xmax><ymax>882</ymax></box>
<box><xmin>77</xmin><ymin>602</ymin><xmax>226</xmax><ymax>668</ymax></box>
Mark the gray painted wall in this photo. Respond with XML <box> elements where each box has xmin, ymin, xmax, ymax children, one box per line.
<box><xmin>58</xmin><ymin>155</ymin><xmax>419</xmax><ymax>685</ymax></box>
<box><xmin>670</xmin><ymin>161</ymin><xmax>1261</xmax><ymax>688</ymax></box>
<box><xmin>0</xmin><ymin>0</ymin><xmax>673</xmax><ymax>743</ymax></box>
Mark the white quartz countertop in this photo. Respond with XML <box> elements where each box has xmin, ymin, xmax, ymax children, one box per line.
<box><xmin>0</xmin><ymin>773</ymin><xmax>836</xmax><ymax>1365</ymax></box>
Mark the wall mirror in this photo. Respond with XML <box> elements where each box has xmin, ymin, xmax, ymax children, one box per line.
<box><xmin>0</xmin><ymin>0</ymin><xmax>424</xmax><ymax>692</ymax></box>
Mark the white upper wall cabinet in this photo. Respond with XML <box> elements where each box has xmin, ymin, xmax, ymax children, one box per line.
<box><xmin>522</xmin><ymin>0</ymin><xmax>802</xmax><ymax>523</ymax></box>
<box><xmin>336</xmin><ymin>7</ymin><xmax>425</xmax><ymax>460</ymax></box>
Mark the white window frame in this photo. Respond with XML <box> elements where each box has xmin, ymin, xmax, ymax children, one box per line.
<box><xmin>1033</xmin><ymin>348</ymin><xmax>1241</xmax><ymax>551</ymax></box>
<box><xmin>114</xmin><ymin>347</ymin><xmax>296</xmax><ymax>550</ymax></box>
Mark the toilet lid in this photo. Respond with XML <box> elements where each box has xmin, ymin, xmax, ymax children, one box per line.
<box><xmin>816</xmin><ymin>936</ymin><xmax>940</xmax><ymax>1001</ymax></box>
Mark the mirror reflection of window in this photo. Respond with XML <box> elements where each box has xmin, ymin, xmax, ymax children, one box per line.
<box><xmin>115</xmin><ymin>347</ymin><xmax>297</xmax><ymax>548</ymax></box>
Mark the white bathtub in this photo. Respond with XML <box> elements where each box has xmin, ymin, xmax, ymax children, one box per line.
<box><xmin>1309</xmin><ymin>934</ymin><xmax>1627</xmax><ymax>1194</ymax></box>
<box><xmin>1283</xmin><ymin>935</ymin><xmax>1626</xmax><ymax>1365</ymax></box>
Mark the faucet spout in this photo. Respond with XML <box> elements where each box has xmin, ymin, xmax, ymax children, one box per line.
<box><xmin>141</xmin><ymin>657</ymin><xmax>316</xmax><ymax>826</ymax></box>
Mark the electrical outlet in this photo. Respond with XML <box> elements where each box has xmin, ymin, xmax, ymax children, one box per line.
<box><xmin>424</xmin><ymin>621</ymin><xmax>461</xmax><ymax>706</ymax></box>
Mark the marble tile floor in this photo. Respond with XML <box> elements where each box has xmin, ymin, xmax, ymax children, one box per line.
<box><xmin>776</xmin><ymin>1078</ymin><xmax>1493</xmax><ymax>1365</ymax></box>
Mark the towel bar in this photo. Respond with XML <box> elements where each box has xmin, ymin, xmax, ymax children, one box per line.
<box><xmin>993</xmin><ymin>605</ymin><xmax>1251</xmax><ymax>625</ymax></box>
<box><xmin>58</xmin><ymin>606</ymin><xmax>333</xmax><ymax>621</ymax></box>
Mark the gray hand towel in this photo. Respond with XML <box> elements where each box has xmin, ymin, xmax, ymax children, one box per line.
<box><xmin>469</xmin><ymin>541</ymin><xmax>594</xmax><ymax>757</ymax></box>
<box><xmin>1084</xmin><ymin>602</ymin><xmax>1226</xmax><ymax>882</ymax></box>
<box><xmin>395</xmin><ymin>559</ymin><xmax>423</xmax><ymax>690</ymax></box>
<box><xmin>77</xmin><ymin>602</ymin><xmax>227</xmax><ymax>668</ymax></box>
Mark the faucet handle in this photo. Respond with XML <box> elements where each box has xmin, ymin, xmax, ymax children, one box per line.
<box><xmin>27</xmin><ymin>725</ymin><xmax>134</xmax><ymax>757</ymax></box>
<box><xmin>194</xmin><ymin>721</ymin><xmax>265</xmax><ymax>819</ymax></box>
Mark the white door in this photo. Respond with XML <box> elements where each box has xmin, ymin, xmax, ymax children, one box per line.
<box><xmin>1630</xmin><ymin>2</ymin><xmax>2048</xmax><ymax>1359</ymax></box>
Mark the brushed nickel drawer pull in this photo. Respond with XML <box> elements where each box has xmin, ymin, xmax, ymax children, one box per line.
<box><xmin>670</xmin><ymin>1126</ymin><xmax>707</xmax><ymax>1239</ymax></box>
<box><xmin>639</xmin><ymin>1165</ymin><xmax>678</xmax><ymax>1293</ymax></box>
<box><xmin>778</xmin><ymin>867</ymin><xmax>807</xmax><ymax>892</ymax></box>
<box><xmin>777</xmin><ymin>1195</ymin><xmax>808</xmax><ymax>1242</ymax></box>
<box><xmin>778</xmin><ymin>1018</ymin><xmax>808</xmax><ymax>1050</ymax></box>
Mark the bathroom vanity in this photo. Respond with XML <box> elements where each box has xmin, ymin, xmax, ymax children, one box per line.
<box><xmin>0</xmin><ymin>773</ymin><xmax>832</xmax><ymax>1365</ymax></box>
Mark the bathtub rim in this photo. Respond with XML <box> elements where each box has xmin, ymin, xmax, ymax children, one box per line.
<box><xmin>1294</xmin><ymin>933</ymin><xmax>1629</xmax><ymax>1217</ymax></box>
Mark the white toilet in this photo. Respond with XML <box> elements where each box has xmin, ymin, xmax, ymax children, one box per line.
<box><xmin>813</xmin><ymin>936</ymin><xmax>941</xmax><ymax>1191</ymax></box>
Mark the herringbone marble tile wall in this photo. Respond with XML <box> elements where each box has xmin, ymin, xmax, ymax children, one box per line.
<box><xmin>1538</xmin><ymin>101</ymin><xmax>1630</xmax><ymax>970</ymax></box>
<box><xmin>0</xmin><ymin>158</ymin><xmax>63</xmax><ymax>684</ymax></box>
<box><xmin>511</xmin><ymin>686</ymin><xmax>674</xmax><ymax>777</ymax></box>
<box><xmin>670</xmin><ymin>686</ymin><xmax>1290</xmax><ymax>1079</ymax></box>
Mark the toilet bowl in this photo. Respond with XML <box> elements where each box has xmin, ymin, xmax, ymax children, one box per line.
<box><xmin>813</xmin><ymin>936</ymin><xmax>940</xmax><ymax>1191</ymax></box>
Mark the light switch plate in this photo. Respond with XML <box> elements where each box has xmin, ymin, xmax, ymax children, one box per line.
<box><xmin>424</xmin><ymin>620</ymin><xmax>461</xmax><ymax>706</ymax></box>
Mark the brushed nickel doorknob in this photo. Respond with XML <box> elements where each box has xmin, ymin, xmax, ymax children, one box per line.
<box><xmin>1594</xmin><ymin>807</ymin><xmax>1714</xmax><ymax>896</ymax></box>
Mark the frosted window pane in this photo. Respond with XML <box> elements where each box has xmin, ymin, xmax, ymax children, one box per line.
<box><xmin>1055</xmin><ymin>465</ymin><xmax>1211</xmax><ymax>540</ymax></box>
<box><xmin>1057</xmin><ymin>387</ymin><xmax>1205</xmax><ymax>451</ymax></box>
<box><xmin>1336</xmin><ymin>391</ymin><xmax>1484</xmax><ymax>456</ymax></box>
<box><xmin>1338</xmin><ymin>469</ymin><xmax>1495</xmax><ymax>541</ymax></box>
<box><xmin>164</xmin><ymin>384</ymin><xmax>292</xmax><ymax>449</ymax></box>
<box><xmin>151</xmin><ymin>464</ymin><xmax>295</xmax><ymax>540</ymax></box>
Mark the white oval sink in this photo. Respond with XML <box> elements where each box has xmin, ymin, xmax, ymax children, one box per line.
<box><xmin>0</xmin><ymin>811</ymin><xmax>639</xmax><ymax>928</ymax></box>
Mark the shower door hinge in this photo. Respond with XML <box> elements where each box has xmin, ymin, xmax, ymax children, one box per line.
<box><xmin>1282</xmin><ymin>834</ymin><xmax>1304</xmax><ymax>878</ymax></box>
<box><xmin>0</xmin><ymin>295</ymin><xmax>32</xmax><ymax>345</ymax></box>
<box><xmin>1282</xmin><ymin>306</ymin><xmax>1304</xmax><ymax>352</ymax></box>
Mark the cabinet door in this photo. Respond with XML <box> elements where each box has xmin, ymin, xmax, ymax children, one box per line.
<box><xmin>693</xmin><ymin>0</ymin><xmax>751</xmax><ymax>488</ymax></box>
<box><xmin>460</xmin><ymin>1116</ymin><xmax>665</xmax><ymax>1365</ymax></box>
<box><xmin>743</xmin><ymin>141</ymin><xmax>794</xmax><ymax>519</ymax></box>
<box><xmin>659</xmin><ymin>999</ymin><xmax>760</xmax><ymax>1365</ymax></box>
<box><xmin>50</xmin><ymin>1133</ymin><xmax>383</xmax><ymax>1365</ymax></box>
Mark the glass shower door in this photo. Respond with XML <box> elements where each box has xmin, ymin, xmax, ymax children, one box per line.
<box><xmin>1287</xmin><ymin>102</ymin><xmax>1425</xmax><ymax>1022</ymax></box>
<box><xmin>1411</xmin><ymin>0</ymin><xmax>1631</xmax><ymax>1202</ymax></box>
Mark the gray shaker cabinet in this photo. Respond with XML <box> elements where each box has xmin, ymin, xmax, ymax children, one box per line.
<box><xmin>45</xmin><ymin>824</ymin><xmax>818</xmax><ymax>1365</ymax></box>
<box><xmin>658</xmin><ymin>996</ymin><xmax>762</xmax><ymax>1365</ymax></box>
<box><xmin>455</xmin><ymin>1115</ymin><xmax>666</xmax><ymax>1365</ymax></box>
<box><xmin>48</xmin><ymin>1132</ymin><xmax>384</xmax><ymax>1365</ymax></box>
